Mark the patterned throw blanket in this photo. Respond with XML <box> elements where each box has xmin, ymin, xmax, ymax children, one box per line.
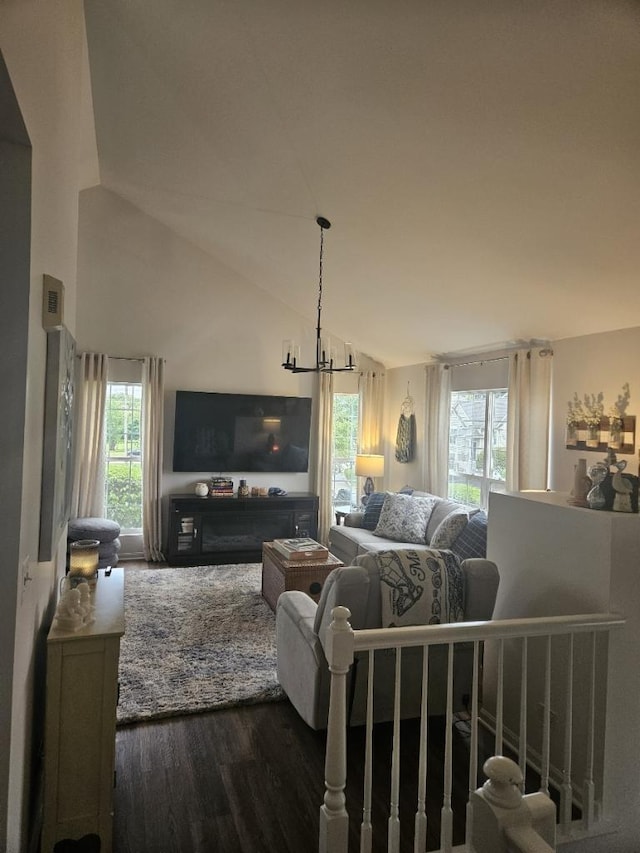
<box><xmin>375</xmin><ymin>549</ymin><xmax>465</xmax><ymax>627</ymax></box>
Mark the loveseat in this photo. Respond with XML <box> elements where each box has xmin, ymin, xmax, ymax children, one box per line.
<box><xmin>328</xmin><ymin>489</ymin><xmax>488</xmax><ymax>567</ymax></box>
<box><xmin>276</xmin><ymin>549</ymin><xmax>500</xmax><ymax>730</ymax></box>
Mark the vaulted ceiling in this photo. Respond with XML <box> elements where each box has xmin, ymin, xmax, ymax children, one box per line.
<box><xmin>84</xmin><ymin>0</ymin><xmax>640</xmax><ymax>368</ymax></box>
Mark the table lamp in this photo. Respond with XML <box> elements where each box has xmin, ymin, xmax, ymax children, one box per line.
<box><xmin>355</xmin><ymin>454</ymin><xmax>385</xmax><ymax>504</ymax></box>
<box><xmin>68</xmin><ymin>538</ymin><xmax>100</xmax><ymax>584</ymax></box>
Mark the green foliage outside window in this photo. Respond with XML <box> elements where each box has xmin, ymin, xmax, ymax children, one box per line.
<box><xmin>449</xmin><ymin>482</ymin><xmax>481</xmax><ymax>506</ymax></box>
<box><xmin>332</xmin><ymin>393</ymin><xmax>359</xmax><ymax>504</ymax></box>
<box><xmin>105</xmin><ymin>461</ymin><xmax>142</xmax><ymax>529</ymax></box>
<box><xmin>105</xmin><ymin>383</ymin><xmax>143</xmax><ymax>530</ymax></box>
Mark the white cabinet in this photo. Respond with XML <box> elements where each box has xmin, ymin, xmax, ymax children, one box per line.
<box><xmin>42</xmin><ymin>568</ymin><xmax>125</xmax><ymax>853</ymax></box>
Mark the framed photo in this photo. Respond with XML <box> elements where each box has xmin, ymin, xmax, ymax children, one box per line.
<box><xmin>39</xmin><ymin>326</ymin><xmax>76</xmax><ymax>562</ymax></box>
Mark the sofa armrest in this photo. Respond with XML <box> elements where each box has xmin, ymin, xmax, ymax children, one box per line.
<box><xmin>344</xmin><ymin>511</ymin><xmax>365</xmax><ymax>528</ymax></box>
<box><xmin>461</xmin><ymin>558</ymin><xmax>500</xmax><ymax>622</ymax></box>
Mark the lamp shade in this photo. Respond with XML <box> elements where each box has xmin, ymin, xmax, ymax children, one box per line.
<box><xmin>355</xmin><ymin>454</ymin><xmax>385</xmax><ymax>478</ymax></box>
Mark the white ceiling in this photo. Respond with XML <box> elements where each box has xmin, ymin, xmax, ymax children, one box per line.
<box><xmin>84</xmin><ymin>0</ymin><xmax>640</xmax><ymax>368</ymax></box>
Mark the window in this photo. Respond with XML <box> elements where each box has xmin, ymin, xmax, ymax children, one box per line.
<box><xmin>104</xmin><ymin>381</ymin><xmax>143</xmax><ymax>531</ymax></box>
<box><xmin>332</xmin><ymin>393</ymin><xmax>359</xmax><ymax>508</ymax></box>
<box><xmin>448</xmin><ymin>389</ymin><xmax>508</xmax><ymax>508</ymax></box>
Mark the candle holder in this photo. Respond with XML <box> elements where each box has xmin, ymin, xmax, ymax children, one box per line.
<box><xmin>68</xmin><ymin>539</ymin><xmax>100</xmax><ymax>584</ymax></box>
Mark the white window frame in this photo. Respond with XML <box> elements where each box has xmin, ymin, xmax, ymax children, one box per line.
<box><xmin>448</xmin><ymin>388</ymin><xmax>508</xmax><ymax>509</ymax></box>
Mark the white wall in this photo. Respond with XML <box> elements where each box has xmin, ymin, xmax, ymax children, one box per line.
<box><xmin>0</xmin><ymin>2</ymin><xmax>97</xmax><ymax>850</ymax></box>
<box><xmin>76</xmin><ymin>185</ymin><xmax>336</xmax><ymax>502</ymax></box>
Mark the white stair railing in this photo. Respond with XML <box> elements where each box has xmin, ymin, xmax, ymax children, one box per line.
<box><xmin>319</xmin><ymin>610</ymin><xmax>624</xmax><ymax>853</ymax></box>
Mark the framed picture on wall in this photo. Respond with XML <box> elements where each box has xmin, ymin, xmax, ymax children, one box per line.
<box><xmin>39</xmin><ymin>325</ymin><xmax>76</xmax><ymax>562</ymax></box>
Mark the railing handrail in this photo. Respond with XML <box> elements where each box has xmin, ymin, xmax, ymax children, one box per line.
<box><xmin>349</xmin><ymin>611</ymin><xmax>625</xmax><ymax>652</ymax></box>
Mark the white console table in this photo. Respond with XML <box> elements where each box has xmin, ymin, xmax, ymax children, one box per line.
<box><xmin>42</xmin><ymin>567</ymin><xmax>125</xmax><ymax>853</ymax></box>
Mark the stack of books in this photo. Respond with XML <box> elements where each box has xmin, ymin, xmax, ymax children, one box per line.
<box><xmin>209</xmin><ymin>477</ymin><xmax>234</xmax><ymax>497</ymax></box>
<box><xmin>272</xmin><ymin>537</ymin><xmax>328</xmax><ymax>561</ymax></box>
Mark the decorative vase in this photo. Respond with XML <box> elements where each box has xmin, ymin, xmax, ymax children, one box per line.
<box><xmin>568</xmin><ymin>458</ymin><xmax>590</xmax><ymax>507</ymax></box>
<box><xmin>586</xmin><ymin>423</ymin><xmax>600</xmax><ymax>448</ymax></box>
<box><xmin>194</xmin><ymin>482</ymin><xmax>208</xmax><ymax>497</ymax></box>
<box><xmin>609</xmin><ymin>417</ymin><xmax>623</xmax><ymax>450</ymax></box>
<box><xmin>566</xmin><ymin>422</ymin><xmax>579</xmax><ymax>447</ymax></box>
<box><xmin>587</xmin><ymin>462</ymin><xmax>609</xmax><ymax>509</ymax></box>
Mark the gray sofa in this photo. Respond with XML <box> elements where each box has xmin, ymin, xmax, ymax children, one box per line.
<box><xmin>276</xmin><ymin>550</ymin><xmax>500</xmax><ymax>730</ymax></box>
<box><xmin>328</xmin><ymin>490</ymin><xmax>488</xmax><ymax>566</ymax></box>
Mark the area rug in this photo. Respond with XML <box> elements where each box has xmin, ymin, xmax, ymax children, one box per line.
<box><xmin>117</xmin><ymin>563</ymin><xmax>285</xmax><ymax>725</ymax></box>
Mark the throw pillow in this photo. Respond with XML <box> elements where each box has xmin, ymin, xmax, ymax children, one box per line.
<box><xmin>373</xmin><ymin>493</ymin><xmax>437</xmax><ymax>544</ymax></box>
<box><xmin>429</xmin><ymin>509</ymin><xmax>469</xmax><ymax>549</ymax></box>
<box><xmin>450</xmin><ymin>510</ymin><xmax>488</xmax><ymax>560</ymax></box>
<box><xmin>362</xmin><ymin>491</ymin><xmax>388</xmax><ymax>530</ymax></box>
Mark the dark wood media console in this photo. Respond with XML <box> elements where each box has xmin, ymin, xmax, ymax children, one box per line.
<box><xmin>167</xmin><ymin>492</ymin><xmax>319</xmax><ymax>566</ymax></box>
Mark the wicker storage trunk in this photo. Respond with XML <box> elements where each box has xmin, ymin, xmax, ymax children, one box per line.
<box><xmin>261</xmin><ymin>541</ymin><xmax>343</xmax><ymax>612</ymax></box>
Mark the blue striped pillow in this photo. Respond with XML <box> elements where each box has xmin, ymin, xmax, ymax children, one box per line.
<box><xmin>362</xmin><ymin>492</ymin><xmax>387</xmax><ymax>530</ymax></box>
<box><xmin>450</xmin><ymin>510</ymin><xmax>488</xmax><ymax>560</ymax></box>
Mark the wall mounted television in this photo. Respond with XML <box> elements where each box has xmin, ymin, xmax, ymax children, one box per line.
<box><xmin>173</xmin><ymin>391</ymin><xmax>312</xmax><ymax>473</ymax></box>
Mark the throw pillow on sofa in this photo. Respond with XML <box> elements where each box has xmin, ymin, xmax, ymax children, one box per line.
<box><xmin>450</xmin><ymin>510</ymin><xmax>488</xmax><ymax>560</ymax></box>
<box><xmin>429</xmin><ymin>508</ymin><xmax>469</xmax><ymax>549</ymax></box>
<box><xmin>373</xmin><ymin>492</ymin><xmax>438</xmax><ymax>544</ymax></box>
<box><xmin>362</xmin><ymin>491</ymin><xmax>387</xmax><ymax>530</ymax></box>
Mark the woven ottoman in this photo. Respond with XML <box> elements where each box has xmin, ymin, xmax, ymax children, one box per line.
<box><xmin>68</xmin><ymin>517</ymin><xmax>121</xmax><ymax>569</ymax></box>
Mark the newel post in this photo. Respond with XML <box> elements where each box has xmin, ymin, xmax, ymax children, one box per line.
<box><xmin>469</xmin><ymin>756</ymin><xmax>556</xmax><ymax>853</ymax></box>
<box><xmin>319</xmin><ymin>605</ymin><xmax>355</xmax><ymax>853</ymax></box>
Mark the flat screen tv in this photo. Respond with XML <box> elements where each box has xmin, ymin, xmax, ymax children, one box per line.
<box><xmin>173</xmin><ymin>391</ymin><xmax>312</xmax><ymax>473</ymax></box>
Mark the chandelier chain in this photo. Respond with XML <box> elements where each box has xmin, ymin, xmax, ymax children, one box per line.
<box><xmin>316</xmin><ymin>224</ymin><xmax>324</xmax><ymax>320</ymax></box>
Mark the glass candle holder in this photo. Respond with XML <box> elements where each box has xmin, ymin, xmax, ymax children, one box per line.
<box><xmin>69</xmin><ymin>539</ymin><xmax>100</xmax><ymax>581</ymax></box>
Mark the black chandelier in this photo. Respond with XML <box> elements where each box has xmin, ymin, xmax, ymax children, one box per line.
<box><xmin>282</xmin><ymin>216</ymin><xmax>356</xmax><ymax>374</ymax></box>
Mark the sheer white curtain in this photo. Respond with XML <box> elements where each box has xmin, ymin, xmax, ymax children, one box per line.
<box><xmin>358</xmin><ymin>369</ymin><xmax>384</xmax><ymax>454</ymax></box>
<box><xmin>313</xmin><ymin>371</ymin><xmax>334</xmax><ymax>546</ymax></box>
<box><xmin>506</xmin><ymin>346</ymin><xmax>553</xmax><ymax>492</ymax></box>
<box><xmin>71</xmin><ymin>352</ymin><xmax>108</xmax><ymax>519</ymax></box>
<box><xmin>424</xmin><ymin>363</ymin><xmax>451</xmax><ymax>497</ymax></box>
<box><xmin>142</xmin><ymin>356</ymin><xmax>165</xmax><ymax>561</ymax></box>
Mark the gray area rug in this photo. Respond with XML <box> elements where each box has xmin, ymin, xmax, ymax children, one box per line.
<box><xmin>117</xmin><ymin>563</ymin><xmax>285</xmax><ymax>725</ymax></box>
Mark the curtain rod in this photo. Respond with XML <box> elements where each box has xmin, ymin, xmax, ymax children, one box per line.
<box><xmin>109</xmin><ymin>356</ymin><xmax>145</xmax><ymax>362</ymax></box>
<box><xmin>441</xmin><ymin>347</ymin><xmax>553</xmax><ymax>369</ymax></box>
<box><xmin>442</xmin><ymin>355</ymin><xmax>509</xmax><ymax>369</ymax></box>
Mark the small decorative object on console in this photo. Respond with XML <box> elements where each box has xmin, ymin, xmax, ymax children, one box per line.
<box><xmin>54</xmin><ymin>582</ymin><xmax>95</xmax><ymax>631</ymax></box>
<box><xmin>273</xmin><ymin>537</ymin><xmax>328</xmax><ymax>561</ymax></box>
<box><xmin>587</xmin><ymin>461</ymin><xmax>609</xmax><ymax>510</ymax></box>
<box><xmin>194</xmin><ymin>482</ymin><xmax>209</xmax><ymax>497</ymax></box>
<box><xmin>238</xmin><ymin>479</ymin><xmax>249</xmax><ymax>497</ymax></box>
<box><xmin>68</xmin><ymin>539</ymin><xmax>100</xmax><ymax>582</ymax></box>
<box><xmin>567</xmin><ymin>458</ymin><xmax>591</xmax><ymax>508</ymax></box>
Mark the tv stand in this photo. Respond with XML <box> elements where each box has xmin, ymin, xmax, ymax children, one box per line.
<box><xmin>167</xmin><ymin>492</ymin><xmax>319</xmax><ymax>566</ymax></box>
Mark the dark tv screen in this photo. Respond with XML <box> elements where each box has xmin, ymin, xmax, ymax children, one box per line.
<box><xmin>173</xmin><ymin>391</ymin><xmax>312</xmax><ymax>473</ymax></box>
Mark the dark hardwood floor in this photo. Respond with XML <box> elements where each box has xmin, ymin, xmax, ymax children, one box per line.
<box><xmin>113</xmin><ymin>699</ymin><xmax>484</xmax><ymax>853</ymax></box>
